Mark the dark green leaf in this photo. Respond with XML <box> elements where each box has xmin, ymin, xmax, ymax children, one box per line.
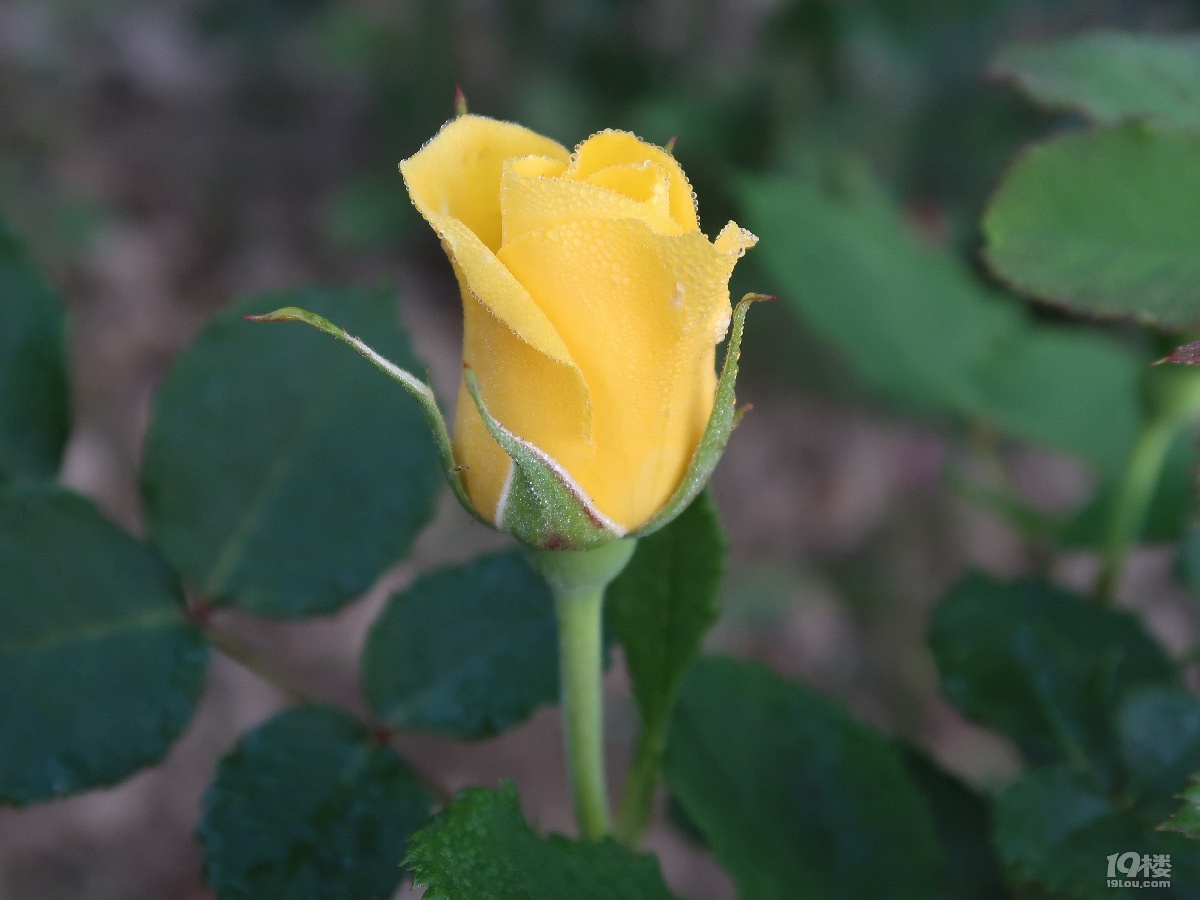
<box><xmin>362</xmin><ymin>550</ymin><xmax>559</xmax><ymax>739</ymax></box>
<box><xmin>992</xmin><ymin>31</ymin><xmax>1200</xmax><ymax>131</ymax></box>
<box><xmin>995</xmin><ymin>765</ymin><xmax>1200</xmax><ymax>897</ymax></box>
<box><xmin>902</xmin><ymin>750</ymin><xmax>1005</xmax><ymax>900</ymax></box>
<box><xmin>1162</xmin><ymin>773</ymin><xmax>1200</xmax><ymax>841</ymax></box>
<box><xmin>607</xmin><ymin>492</ymin><xmax>726</xmax><ymax>739</ymax></box>
<box><xmin>406</xmin><ymin>783</ymin><xmax>678</xmax><ymax>900</ymax></box>
<box><xmin>0</xmin><ymin>484</ymin><xmax>208</xmax><ymax>805</ymax></box>
<box><xmin>929</xmin><ymin>573</ymin><xmax>1176</xmax><ymax>781</ymax></box>
<box><xmin>142</xmin><ymin>286</ymin><xmax>441</xmax><ymax>618</ymax></box>
<box><xmin>1118</xmin><ymin>688</ymin><xmax>1200</xmax><ymax>821</ymax></box>
<box><xmin>198</xmin><ymin>705</ymin><xmax>433</xmax><ymax>900</ymax></box>
<box><xmin>664</xmin><ymin>657</ymin><xmax>941</xmax><ymax>900</ymax></box>
<box><xmin>742</xmin><ymin>167</ymin><xmax>1140</xmax><ymax>473</ymax></box>
<box><xmin>0</xmin><ymin>216</ymin><xmax>70</xmax><ymax>484</ymax></box>
<box><xmin>984</xmin><ymin>124</ymin><xmax>1200</xmax><ymax>329</ymax></box>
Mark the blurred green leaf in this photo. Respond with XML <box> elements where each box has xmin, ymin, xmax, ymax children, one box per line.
<box><xmin>664</xmin><ymin>657</ymin><xmax>941</xmax><ymax>900</ymax></box>
<box><xmin>995</xmin><ymin>764</ymin><xmax>1200</xmax><ymax>896</ymax></box>
<box><xmin>902</xmin><ymin>750</ymin><xmax>1005</xmax><ymax>900</ymax></box>
<box><xmin>984</xmin><ymin>124</ymin><xmax>1200</xmax><ymax>329</ymax></box>
<box><xmin>742</xmin><ymin>167</ymin><xmax>1140</xmax><ymax>474</ymax></box>
<box><xmin>321</xmin><ymin>171</ymin><xmax>419</xmax><ymax>252</ymax></box>
<box><xmin>1117</xmin><ymin>688</ymin><xmax>1200</xmax><ymax>822</ymax></box>
<box><xmin>406</xmin><ymin>783</ymin><xmax>678</xmax><ymax>900</ymax></box>
<box><xmin>0</xmin><ymin>216</ymin><xmax>69</xmax><ymax>484</ymax></box>
<box><xmin>0</xmin><ymin>484</ymin><xmax>208</xmax><ymax>805</ymax></box>
<box><xmin>142</xmin><ymin>286</ymin><xmax>441</xmax><ymax>618</ymax></box>
<box><xmin>929</xmin><ymin>573</ymin><xmax>1176</xmax><ymax>781</ymax></box>
<box><xmin>1162</xmin><ymin>773</ymin><xmax>1200</xmax><ymax>841</ymax></box>
<box><xmin>362</xmin><ymin>551</ymin><xmax>559</xmax><ymax>739</ymax></box>
<box><xmin>608</xmin><ymin>491</ymin><xmax>726</xmax><ymax>739</ymax></box>
<box><xmin>198</xmin><ymin>705</ymin><xmax>432</xmax><ymax>900</ymax></box>
<box><xmin>608</xmin><ymin>492</ymin><xmax>726</xmax><ymax>843</ymax></box>
<box><xmin>992</xmin><ymin>31</ymin><xmax>1200</xmax><ymax>131</ymax></box>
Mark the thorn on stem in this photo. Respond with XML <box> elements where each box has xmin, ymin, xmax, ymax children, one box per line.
<box><xmin>187</xmin><ymin>597</ymin><xmax>214</xmax><ymax>626</ymax></box>
<box><xmin>370</xmin><ymin>725</ymin><xmax>395</xmax><ymax>745</ymax></box>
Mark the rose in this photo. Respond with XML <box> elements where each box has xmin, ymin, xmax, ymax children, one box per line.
<box><xmin>251</xmin><ymin>112</ymin><xmax>758</xmax><ymax>549</ymax></box>
<box><xmin>399</xmin><ymin>114</ymin><xmax>756</xmax><ymax>541</ymax></box>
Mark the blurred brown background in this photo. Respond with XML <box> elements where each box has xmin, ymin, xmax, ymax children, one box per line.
<box><xmin>2</xmin><ymin>0</ymin><xmax>1199</xmax><ymax>897</ymax></box>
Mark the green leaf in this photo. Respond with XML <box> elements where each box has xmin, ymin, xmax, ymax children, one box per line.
<box><xmin>664</xmin><ymin>657</ymin><xmax>942</xmax><ymax>900</ymax></box>
<box><xmin>608</xmin><ymin>492</ymin><xmax>726</xmax><ymax>743</ymax></box>
<box><xmin>362</xmin><ymin>551</ymin><xmax>559</xmax><ymax>739</ymax></box>
<box><xmin>995</xmin><ymin>765</ymin><xmax>1200</xmax><ymax>896</ymax></box>
<box><xmin>198</xmin><ymin>705</ymin><xmax>434</xmax><ymax>900</ymax></box>
<box><xmin>992</xmin><ymin>31</ymin><xmax>1200</xmax><ymax>131</ymax></box>
<box><xmin>406</xmin><ymin>783</ymin><xmax>678</xmax><ymax>900</ymax></box>
<box><xmin>142</xmin><ymin>286</ymin><xmax>442</xmax><ymax>618</ymax></box>
<box><xmin>0</xmin><ymin>216</ymin><xmax>70</xmax><ymax>484</ymax></box>
<box><xmin>742</xmin><ymin>167</ymin><xmax>1140</xmax><ymax>474</ymax></box>
<box><xmin>244</xmin><ymin>304</ymin><xmax>480</xmax><ymax>523</ymax></box>
<box><xmin>929</xmin><ymin>573</ymin><xmax>1176</xmax><ymax>781</ymax></box>
<box><xmin>1162</xmin><ymin>773</ymin><xmax>1200</xmax><ymax>841</ymax></box>
<box><xmin>0</xmin><ymin>484</ymin><xmax>208</xmax><ymax>805</ymax></box>
<box><xmin>984</xmin><ymin>124</ymin><xmax>1200</xmax><ymax>329</ymax></box>
<box><xmin>608</xmin><ymin>493</ymin><xmax>726</xmax><ymax>842</ymax></box>
<box><xmin>1117</xmin><ymin>688</ymin><xmax>1200</xmax><ymax>822</ymax></box>
<box><xmin>902</xmin><ymin>750</ymin><xmax>1005</xmax><ymax>900</ymax></box>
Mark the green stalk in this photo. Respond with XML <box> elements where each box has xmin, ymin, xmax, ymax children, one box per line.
<box><xmin>528</xmin><ymin>539</ymin><xmax>637</xmax><ymax>841</ymax></box>
<box><xmin>554</xmin><ymin>581</ymin><xmax>611</xmax><ymax>839</ymax></box>
<box><xmin>1095</xmin><ymin>416</ymin><xmax>1175</xmax><ymax>601</ymax></box>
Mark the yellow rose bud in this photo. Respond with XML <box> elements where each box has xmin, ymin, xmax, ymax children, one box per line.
<box><xmin>400</xmin><ymin>115</ymin><xmax>757</xmax><ymax>536</ymax></box>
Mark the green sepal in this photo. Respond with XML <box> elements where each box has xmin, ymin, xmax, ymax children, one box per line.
<box><xmin>244</xmin><ymin>306</ymin><xmax>483</xmax><ymax>523</ymax></box>
<box><xmin>463</xmin><ymin>368</ymin><xmax>625</xmax><ymax>550</ymax></box>
<box><xmin>634</xmin><ymin>293</ymin><xmax>767</xmax><ymax>537</ymax></box>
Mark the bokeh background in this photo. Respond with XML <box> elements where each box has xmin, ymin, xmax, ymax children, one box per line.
<box><xmin>2</xmin><ymin>1</ymin><xmax>1200</xmax><ymax>897</ymax></box>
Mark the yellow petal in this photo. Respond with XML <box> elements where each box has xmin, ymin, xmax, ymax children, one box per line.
<box><xmin>508</xmin><ymin>155</ymin><xmax>569</xmax><ymax>180</ymax></box>
<box><xmin>582</xmin><ymin>163</ymin><xmax>681</xmax><ymax>234</ymax></box>
<box><xmin>714</xmin><ymin>220</ymin><xmax>759</xmax><ymax>256</ymax></box>
<box><xmin>497</xmin><ymin>217</ymin><xmax>740</xmax><ymax>527</ymax></box>
<box><xmin>711</xmin><ymin>222</ymin><xmax>759</xmax><ymax>342</ymax></box>
<box><xmin>401</xmin><ymin>115</ymin><xmax>569</xmax><ymax>251</ymax></box>
<box><xmin>581</xmin><ymin>161</ymin><xmax>666</xmax><ymax>202</ymax></box>
<box><xmin>500</xmin><ymin>158</ymin><xmax>679</xmax><ymax>246</ymax></box>
<box><xmin>420</xmin><ymin>213</ymin><xmax>590</xmax><ymax>521</ymax></box>
<box><xmin>566</xmin><ymin>131</ymin><xmax>699</xmax><ymax>232</ymax></box>
<box><xmin>452</xmin><ymin>298</ymin><xmax>594</xmax><ymax>523</ymax></box>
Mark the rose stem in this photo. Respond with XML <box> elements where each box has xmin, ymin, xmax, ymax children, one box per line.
<box><xmin>529</xmin><ymin>539</ymin><xmax>637</xmax><ymax>841</ymax></box>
